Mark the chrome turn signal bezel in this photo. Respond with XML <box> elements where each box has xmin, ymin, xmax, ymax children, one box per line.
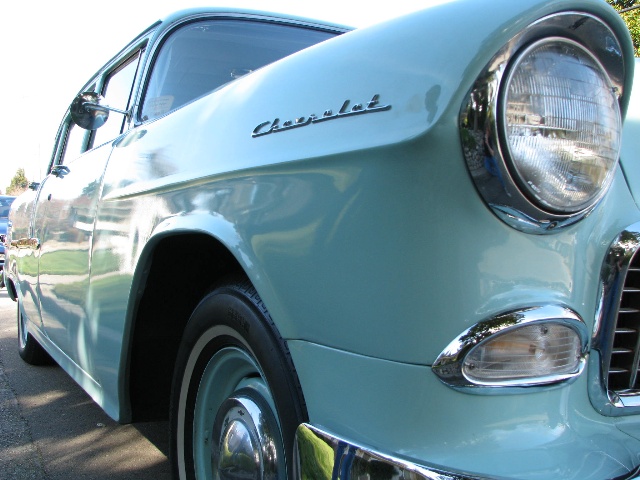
<box><xmin>460</xmin><ymin>12</ymin><xmax>625</xmax><ymax>234</ymax></box>
<box><xmin>432</xmin><ymin>305</ymin><xmax>589</xmax><ymax>393</ymax></box>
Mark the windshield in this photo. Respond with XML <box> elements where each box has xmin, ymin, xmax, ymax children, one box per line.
<box><xmin>140</xmin><ymin>19</ymin><xmax>338</xmax><ymax>122</ymax></box>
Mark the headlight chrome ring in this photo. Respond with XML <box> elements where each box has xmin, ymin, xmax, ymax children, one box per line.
<box><xmin>461</xmin><ymin>12</ymin><xmax>625</xmax><ymax>233</ymax></box>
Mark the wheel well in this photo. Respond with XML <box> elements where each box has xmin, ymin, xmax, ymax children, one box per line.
<box><xmin>128</xmin><ymin>233</ymin><xmax>242</xmax><ymax>421</ymax></box>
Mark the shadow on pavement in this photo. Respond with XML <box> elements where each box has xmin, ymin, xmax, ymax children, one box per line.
<box><xmin>0</xmin><ymin>290</ymin><xmax>171</xmax><ymax>479</ymax></box>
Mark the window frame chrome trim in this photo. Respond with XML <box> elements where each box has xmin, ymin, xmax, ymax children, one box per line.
<box><xmin>590</xmin><ymin>221</ymin><xmax>640</xmax><ymax>416</ymax></box>
<box><xmin>460</xmin><ymin>12</ymin><xmax>625</xmax><ymax>234</ymax></box>
<box><xmin>432</xmin><ymin>305</ymin><xmax>589</xmax><ymax>393</ymax></box>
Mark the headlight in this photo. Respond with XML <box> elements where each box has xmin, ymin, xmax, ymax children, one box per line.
<box><xmin>460</xmin><ymin>12</ymin><xmax>626</xmax><ymax>233</ymax></box>
<box><xmin>502</xmin><ymin>38</ymin><xmax>621</xmax><ymax>214</ymax></box>
<box><xmin>432</xmin><ymin>306</ymin><xmax>588</xmax><ymax>392</ymax></box>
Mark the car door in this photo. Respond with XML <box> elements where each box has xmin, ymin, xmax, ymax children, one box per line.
<box><xmin>34</xmin><ymin>50</ymin><xmax>141</xmax><ymax>375</ymax></box>
<box><xmin>17</xmin><ymin>116</ymin><xmax>90</xmax><ymax>342</ymax></box>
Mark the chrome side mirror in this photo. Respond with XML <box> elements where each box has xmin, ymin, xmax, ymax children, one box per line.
<box><xmin>70</xmin><ymin>92</ymin><xmax>130</xmax><ymax>130</ymax></box>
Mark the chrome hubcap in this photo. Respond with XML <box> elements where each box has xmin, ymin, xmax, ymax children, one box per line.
<box><xmin>212</xmin><ymin>394</ymin><xmax>281</xmax><ymax>480</ymax></box>
<box><xmin>192</xmin><ymin>346</ymin><xmax>284</xmax><ymax>480</ymax></box>
<box><xmin>219</xmin><ymin>415</ymin><xmax>258</xmax><ymax>480</ymax></box>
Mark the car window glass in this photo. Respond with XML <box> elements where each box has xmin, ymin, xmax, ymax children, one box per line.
<box><xmin>48</xmin><ymin>81</ymin><xmax>96</xmax><ymax>169</ymax></box>
<box><xmin>140</xmin><ymin>19</ymin><xmax>336</xmax><ymax>122</ymax></box>
<box><xmin>63</xmin><ymin>122</ymin><xmax>88</xmax><ymax>164</ymax></box>
<box><xmin>92</xmin><ymin>52</ymin><xmax>141</xmax><ymax>147</ymax></box>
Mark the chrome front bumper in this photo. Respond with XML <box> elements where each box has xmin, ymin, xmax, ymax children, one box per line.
<box><xmin>294</xmin><ymin>424</ymin><xmax>640</xmax><ymax>480</ymax></box>
<box><xmin>294</xmin><ymin>424</ymin><xmax>500</xmax><ymax>480</ymax></box>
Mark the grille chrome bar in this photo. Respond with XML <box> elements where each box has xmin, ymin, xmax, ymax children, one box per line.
<box><xmin>592</xmin><ymin>222</ymin><xmax>640</xmax><ymax>415</ymax></box>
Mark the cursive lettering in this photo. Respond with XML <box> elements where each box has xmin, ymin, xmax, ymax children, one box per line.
<box><xmin>252</xmin><ymin>94</ymin><xmax>391</xmax><ymax>138</ymax></box>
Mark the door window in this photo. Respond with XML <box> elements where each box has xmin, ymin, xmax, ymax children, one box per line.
<box><xmin>64</xmin><ymin>122</ymin><xmax>88</xmax><ymax>161</ymax></box>
<box><xmin>92</xmin><ymin>52</ymin><xmax>141</xmax><ymax>147</ymax></box>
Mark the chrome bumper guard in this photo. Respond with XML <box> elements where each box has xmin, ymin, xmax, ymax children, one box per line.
<box><xmin>294</xmin><ymin>424</ymin><xmax>499</xmax><ymax>480</ymax></box>
<box><xmin>294</xmin><ymin>424</ymin><xmax>640</xmax><ymax>480</ymax></box>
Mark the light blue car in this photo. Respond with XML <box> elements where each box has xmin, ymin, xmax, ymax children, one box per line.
<box><xmin>4</xmin><ymin>1</ymin><xmax>640</xmax><ymax>479</ymax></box>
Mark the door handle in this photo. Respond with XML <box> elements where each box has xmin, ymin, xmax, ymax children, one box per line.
<box><xmin>12</xmin><ymin>238</ymin><xmax>40</xmax><ymax>250</ymax></box>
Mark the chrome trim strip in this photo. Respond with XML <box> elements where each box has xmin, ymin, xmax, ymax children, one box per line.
<box><xmin>460</xmin><ymin>12</ymin><xmax>625</xmax><ymax>234</ymax></box>
<box><xmin>294</xmin><ymin>423</ymin><xmax>503</xmax><ymax>480</ymax></box>
<box><xmin>590</xmin><ymin>221</ymin><xmax>640</xmax><ymax>415</ymax></box>
<box><xmin>432</xmin><ymin>305</ymin><xmax>589</xmax><ymax>393</ymax></box>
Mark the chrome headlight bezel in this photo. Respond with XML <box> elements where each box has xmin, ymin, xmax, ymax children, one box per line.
<box><xmin>460</xmin><ymin>12</ymin><xmax>625</xmax><ymax>234</ymax></box>
<box><xmin>432</xmin><ymin>305</ymin><xmax>589</xmax><ymax>393</ymax></box>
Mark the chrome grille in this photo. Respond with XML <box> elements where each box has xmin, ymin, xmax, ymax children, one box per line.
<box><xmin>592</xmin><ymin>223</ymin><xmax>640</xmax><ymax>415</ymax></box>
<box><xmin>608</xmin><ymin>253</ymin><xmax>640</xmax><ymax>392</ymax></box>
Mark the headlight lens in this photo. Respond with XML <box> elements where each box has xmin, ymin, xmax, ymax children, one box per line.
<box><xmin>502</xmin><ymin>38</ymin><xmax>621</xmax><ymax>213</ymax></box>
<box><xmin>462</xmin><ymin>323</ymin><xmax>582</xmax><ymax>383</ymax></box>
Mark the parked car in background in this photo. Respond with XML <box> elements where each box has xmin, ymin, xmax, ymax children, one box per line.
<box><xmin>3</xmin><ymin>0</ymin><xmax>640</xmax><ymax>478</ymax></box>
<box><xmin>0</xmin><ymin>195</ymin><xmax>16</xmax><ymax>288</ymax></box>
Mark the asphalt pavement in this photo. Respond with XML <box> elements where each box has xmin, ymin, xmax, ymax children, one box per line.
<box><xmin>0</xmin><ymin>289</ymin><xmax>171</xmax><ymax>479</ymax></box>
